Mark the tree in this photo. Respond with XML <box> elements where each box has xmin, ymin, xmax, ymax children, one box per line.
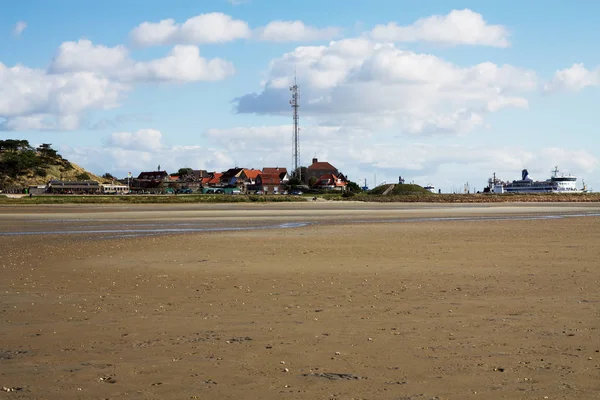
<box><xmin>76</xmin><ymin>172</ymin><xmax>91</xmax><ymax>180</ymax></box>
<box><xmin>36</xmin><ymin>143</ymin><xmax>58</xmax><ymax>160</ymax></box>
<box><xmin>346</xmin><ymin>181</ymin><xmax>361</xmax><ymax>193</ymax></box>
<box><xmin>308</xmin><ymin>176</ymin><xmax>318</xmax><ymax>187</ymax></box>
<box><xmin>0</xmin><ymin>139</ymin><xmax>32</xmax><ymax>152</ymax></box>
<box><xmin>288</xmin><ymin>177</ymin><xmax>302</xmax><ymax>188</ymax></box>
<box><xmin>102</xmin><ymin>173</ymin><xmax>115</xmax><ymax>180</ymax></box>
<box><xmin>174</xmin><ymin>167</ymin><xmax>193</xmax><ymax>181</ymax></box>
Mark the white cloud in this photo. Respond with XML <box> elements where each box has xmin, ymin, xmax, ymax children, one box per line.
<box><xmin>50</xmin><ymin>39</ymin><xmax>235</xmax><ymax>83</ymax></box>
<box><xmin>1</xmin><ymin>39</ymin><xmax>236</xmax><ymax>130</ymax></box>
<box><xmin>255</xmin><ymin>20</ymin><xmax>341</xmax><ymax>42</ymax></box>
<box><xmin>226</xmin><ymin>0</ymin><xmax>250</xmax><ymax>5</ymax></box>
<box><xmin>370</xmin><ymin>9</ymin><xmax>510</xmax><ymax>47</ymax></box>
<box><xmin>235</xmin><ymin>38</ymin><xmax>537</xmax><ymax>135</ymax></box>
<box><xmin>50</xmin><ymin>40</ymin><xmax>129</xmax><ymax>74</ymax></box>
<box><xmin>125</xmin><ymin>45</ymin><xmax>235</xmax><ymax>82</ymax></box>
<box><xmin>13</xmin><ymin>21</ymin><xmax>27</xmax><ymax>36</ymax></box>
<box><xmin>106</xmin><ymin>129</ymin><xmax>163</xmax><ymax>151</ymax></box>
<box><xmin>544</xmin><ymin>63</ymin><xmax>600</xmax><ymax>92</ymax></box>
<box><xmin>129</xmin><ymin>12</ymin><xmax>251</xmax><ymax>47</ymax></box>
<box><xmin>0</xmin><ymin>62</ymin><xmax>127</xmax><ymax>131</ymax></box>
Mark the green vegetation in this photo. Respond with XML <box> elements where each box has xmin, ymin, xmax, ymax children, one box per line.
<box><xmin>0</xmin><ymin>139</ymin><xmax>102</xmax><ymax>189</ymax></box>
<box><xmin>0</xmin><ymin>140</ymin><xmax>69</xmax><ymax>180</ymax></box>
<box><xmin>346</xmin><ymin>180</ymin><xmax>362</xmax><ymax>193</ymax></box>
<box><xmin>1</xmin><ymin>140</ymin><xmax>48</xmax><ymax>179</ymax></box>
<box><xmin>75</xmin><ymin>172</ymin><xmax>91</xmax><ymax>181</ymax></box>
<box><xmin>368</xmin><ymin>183</ymin><xmax>432</xmax><ymax>195</ymax></box>
<box><xmin>176</xmin><ymin>168</ymin><xmax>193</xmax><ymax>178</ymax></box>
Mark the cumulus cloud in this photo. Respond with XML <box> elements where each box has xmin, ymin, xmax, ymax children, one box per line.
<box><xmin>544</xmin><ymin>63</ymin><xmax>600</xmax><ymax>92</ymax></box>
<box><xmin>50</xmin><ymin>40</ymin><xmax>129</xmax><ymax>74</ymax></box>
<box><xmin>235</xmin><ymin>38</ymin><xmax>537</xmax><ymax>135</ymax></box>
<box><xmin>129</xmin><ymin>12</ymin><xmax>251</xmax><ymax>47</ymax></box>
<box><xmin>13</xmin><ymin>21</ymin><xmax>27</xmax><ymax>36</ymax></box>
<box><xmin>2</xmin><ymin>39</ymin><xmax>235</xmax><ymax>131</ymax></box>
<box><xmin>255</xmin><ymin>20</ymin><xmax>341</xmax><ymax>42</ymax></box>
<box><xmin>0</xmin><ymin>63</ymin><xmax>127</xmax><ymax>131</ymax></box>
<box><xmin>105</xmin><ymin>129</ymin><xmax>163</xmax><ymax>151</ymax></box>
<box><xmin>50</xmin><ymin>39</ymin><xmax>235</xmax><ymax>83</ymax></box>
<box><xmin>124</xmin><ymin>45</ymin><xmax>235</xmax><ymax>82</ymax></box>
<box><xmin>370</xmin><ymin>9</ymin><xmax>510</xmax><ymax>47</ymax></box>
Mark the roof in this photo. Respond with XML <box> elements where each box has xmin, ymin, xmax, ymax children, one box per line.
<box><xmin>308</xmin><ymin>161</ymin><xmax>337</xmax><ymax>171</ymax></box>
<box><xmin>137</xmin><ymin>171</ymin><xmax>169</xmax><ymax>180</ymax></box>
<box><xmin>207</xmin><ymin>173</ymin><xmax>222</xmax><ymax>185</ymax></box>
<box><xmin>318</xmin><ymin>173</ymin><xmax>347</xmax><ymax>187</ymax></box>
<box><xmin>221</xmin><ymin>167</ymin><xmax>245</xmax><ymax>181</ymax></box>
<box><xmin>48</xmin><ymin>180</ymin><xmax>100</xmax><ymax>186</ymax></box>
<box><xmin>263</xmin><ymin>167</ymin><xmax>288</xmax><ymax>180</ymax></box>
<box><xmin>259</xmin><ymin>173</ymin><xmax>281</xmax><ymax>185</ymax></box>
<box><xmin>191</xmin><ymin>169</ymin><xmax>209</xmax><ymax>179</ymax></box>
<box><xmin>242</xmin><ymin>169</ymin><xmax>261</xmax><ymax>180</ymax></box>
<box><xmin>262</xmin><ymin>167</ymin><xmax>288</xmax><ymax>175</ymax></box>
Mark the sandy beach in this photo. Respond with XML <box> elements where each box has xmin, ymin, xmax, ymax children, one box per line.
<box><xmin>1</xmin><ymin>203</ymin><xmax>599</xmax><ymax>399</ymax></box>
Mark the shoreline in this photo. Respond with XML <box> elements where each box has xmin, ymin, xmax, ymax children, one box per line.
<box><xmin>1</xmin><ymin>192</ymin><xmax>600</xmax><ymax>205</ymax></box>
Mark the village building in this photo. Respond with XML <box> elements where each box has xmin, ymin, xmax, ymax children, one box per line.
<box><xmin>219</xmin><ymin>167</ymin><xmax>245</xmax><ymax>186</ymax></box>
<box><xmin>262</xmin><ymin>167</ymin><xmax>290</xmax><ymax>184</ymax></box>
<box><xmin>131</xmin><ymin>170</ymin><xmax>170</xmax><ymax>193</ymax></box>
<box><xmin>301</xmin><ymin>158</ymin><xmax>340</xmax><ymax>186</ymax></box>
<box><xmin>46</xmin><ymin>180</ymin><xmax>100</xmax><ymax>194</ymax></box>
<box><xmin>315</xmin><ymin>173</ymin><xmax>348</xmax><ymax>191</ymax></box>
<box><xmin>256</xmin><ymin>173</ymin><xmax>284</xmax><ymax>194</ymax></box>
<box><xmin>137</xmin><ymin>171</ymin><xmax>169</xmax><ymax>181</ymax></box>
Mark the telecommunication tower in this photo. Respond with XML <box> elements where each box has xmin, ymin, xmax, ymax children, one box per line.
<box><xmin>290</xmin><ymin>75</ymin><xmax>300</xmax><ymax>180</ymax></box>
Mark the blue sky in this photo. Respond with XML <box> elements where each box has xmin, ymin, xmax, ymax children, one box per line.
<box><xmin>2</xmin><ymin>0</ymin><xmax>599</xmax><ymax>192</ymax></box>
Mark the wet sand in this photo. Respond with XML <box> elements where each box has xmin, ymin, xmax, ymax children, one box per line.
<box><xmin>1</xmin><ymin>203</ymin><xmax>599</xmax><ymax>399</ymax></box>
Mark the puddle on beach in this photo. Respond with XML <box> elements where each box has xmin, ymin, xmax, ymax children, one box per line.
<box><xmin>1</xmin><ymin>213</ymin><xmax>599</xmax><ymax>239</ymax></box>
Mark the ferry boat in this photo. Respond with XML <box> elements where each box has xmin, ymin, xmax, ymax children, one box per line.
<box><xmin>488</xmin><ymin>166</ymin><xmax>586</xmax><ymax>194</ymax></box>
<box><xmin>423</xmin><ymin>183</ymin><xmax>436</xmax><ymax>193</ymax></box>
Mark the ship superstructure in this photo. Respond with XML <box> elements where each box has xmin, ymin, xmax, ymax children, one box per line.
<box><xmin>488</xmin><ymin>166</ymin><xmax>585</xmax><ymax>194</ymax></box>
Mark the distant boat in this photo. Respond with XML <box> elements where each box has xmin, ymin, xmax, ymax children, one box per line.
<box><xmin>487</xmin><ymin>166</ymin><xmax>586</xmax><ymax>194</ymax></box>
<box><xmin>423</xmin><ymin>183</ymin><xmax>436</xmax><ymax>193</ymax></box>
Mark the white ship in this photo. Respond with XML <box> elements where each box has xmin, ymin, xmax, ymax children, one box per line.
<box><xmin>423</xmin><ymin>183</ymin><xmax>436</xmax><ymax>193</ymax></box>
<box><xmin>487</xmin><ymin>166</ymin><xmax>587</xmax><ymax>194</ymax></box>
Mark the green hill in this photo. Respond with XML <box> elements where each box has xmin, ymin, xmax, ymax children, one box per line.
<box><xmin>0</xmin><ymin>139</ymin><xmax>104</xmax><ymax>189</ymax></box>
<box><xmin>369</xmin><ymin>183</ymin><xmax>432</xmax><ymax>195</ymax></box>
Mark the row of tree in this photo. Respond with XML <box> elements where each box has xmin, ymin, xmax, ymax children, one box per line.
<box><xmin>0</xmin><ymin>140</ymin><xmax>66</xmax><ymax>180</ymax></box>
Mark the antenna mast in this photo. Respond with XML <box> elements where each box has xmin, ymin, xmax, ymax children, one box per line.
<box><xmin>290</xmin><ymin>72</ymin><xmax>300</xmax><ymax>180</ymax></box>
